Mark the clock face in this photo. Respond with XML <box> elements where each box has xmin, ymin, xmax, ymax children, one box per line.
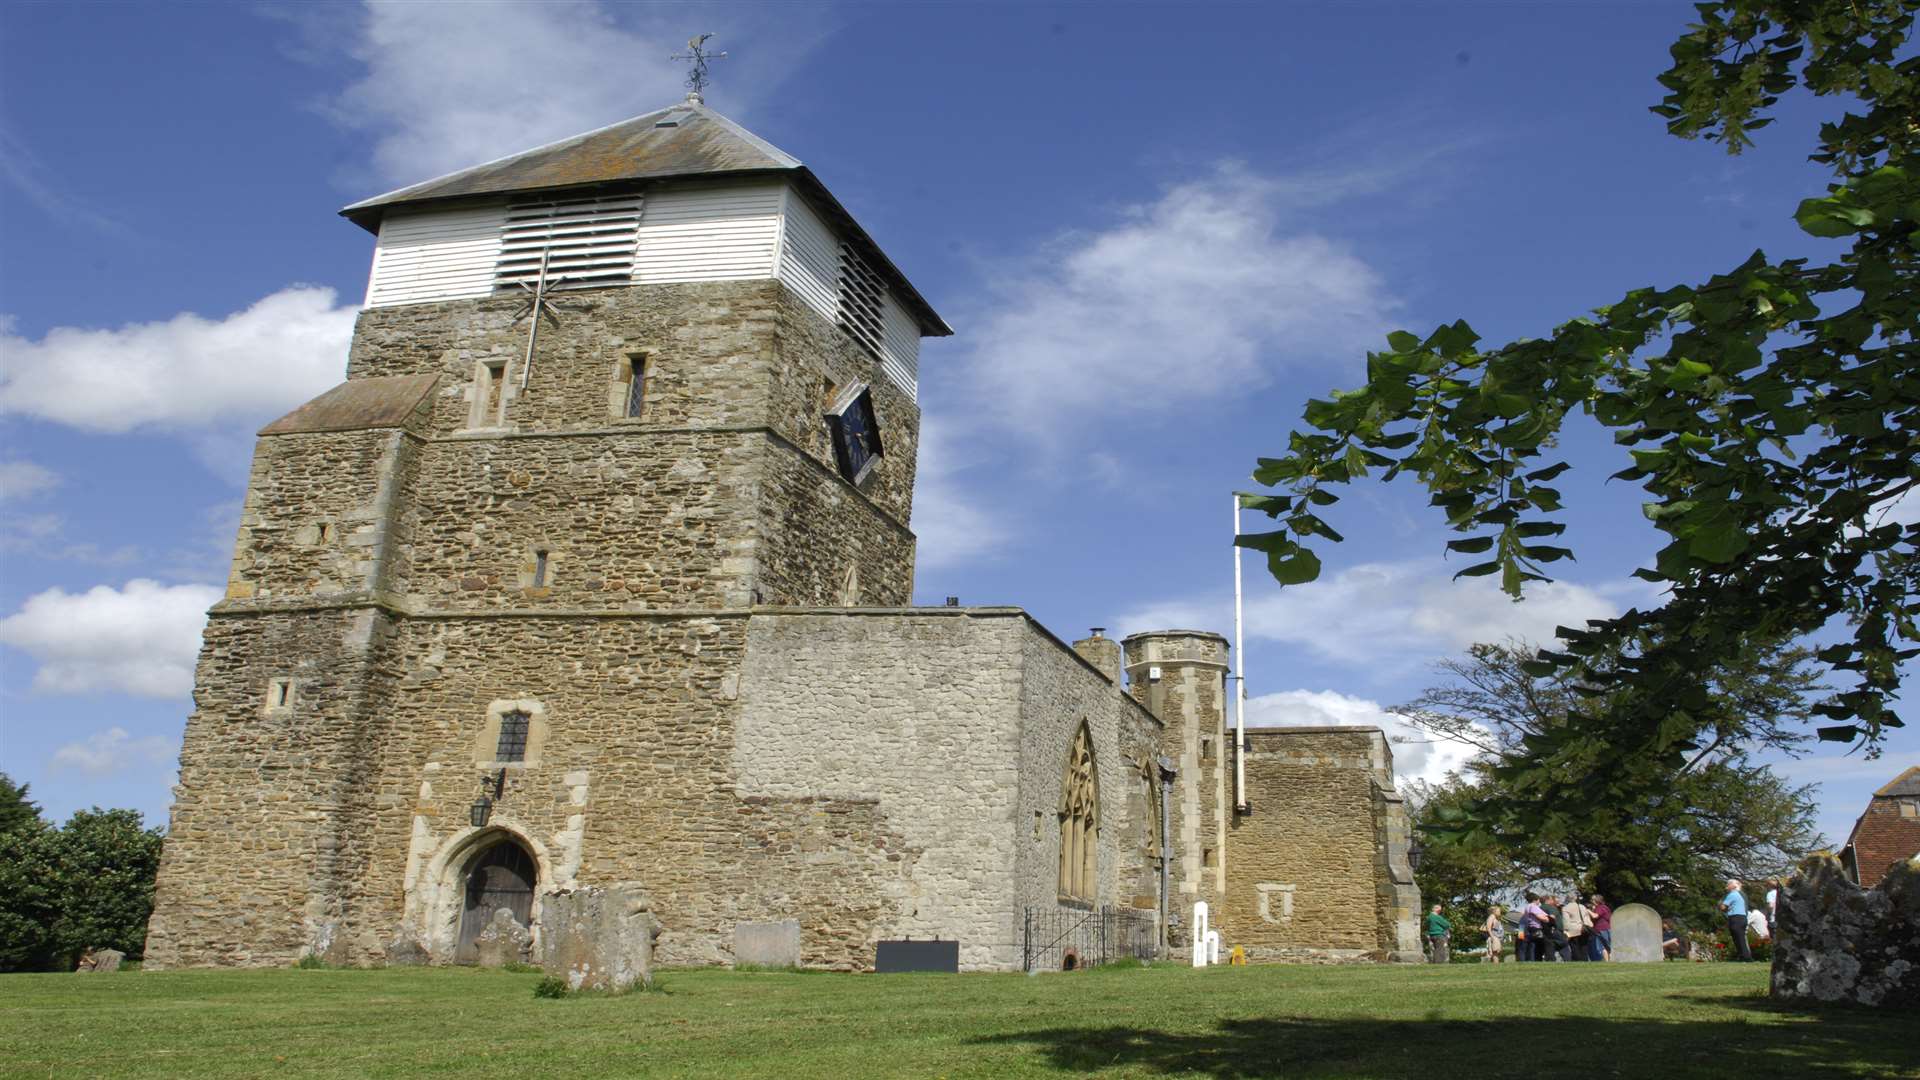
<box><xmin>827</xmin><ymin>383</ymin><xmax>883</xmax><ymax>486</ymax></box>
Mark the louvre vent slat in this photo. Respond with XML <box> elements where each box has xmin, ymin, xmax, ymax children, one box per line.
<box><xmin>493</xmin><ymin>194</ymin><xmax>643</xmax><ymax>293</ymax></box>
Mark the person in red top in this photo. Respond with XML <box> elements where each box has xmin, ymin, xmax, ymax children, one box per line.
<box><xmin>1588</xmin><ymin>893</ymin><xmax>1613</xmax><ymax>961</ymax></box>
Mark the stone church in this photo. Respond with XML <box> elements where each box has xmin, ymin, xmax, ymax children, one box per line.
<box><xmin>144</xmin><ymin>96</ymin><xmax>1421</xmax><ymax>972</ymax></box>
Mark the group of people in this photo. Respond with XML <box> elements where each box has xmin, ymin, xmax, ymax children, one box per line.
<box><xmin>1422</xmin><ymin>893</ymin><xmax>1614</xmax><ymax>963</ymax></box>
<box><xmin>1423</xmin><ymin>878</ymin><xmax>1782</xmax><ymax>965</ymax></box>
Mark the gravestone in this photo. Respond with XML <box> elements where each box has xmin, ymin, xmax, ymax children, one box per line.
<box><xmin>539</xmin><ymin>883</ymin><xmax>660</xmax><ymax>992</ymax></box>
<box><xmin>1771</xmin><ymin>853</ymin><xmax>1919</xmax><ymax>1007</ymax></box>
<box><xmin>473</xmin><ymin>908</ymin><xmax>533</xmax><ymax>967</ymax></box>
<box><xmin>734</xmin><ymin>920</ymin><xmax>801</xmax><ymax>968</ymax></box>
<box><xmin>75</xmin><ymin>948</ymin><xmax>124</xmax><ymax>973</ymax></box>
<box><xmin>1611</xmin><ymin>903</ymin><xmax>1663</xmax><ymax>963</ymax></box>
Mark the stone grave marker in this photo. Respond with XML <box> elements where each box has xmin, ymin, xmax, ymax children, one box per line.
<box><xmin>540</xmin><ymin>883</ymin><xmax>660</xmax><ymax>992</ymax></box>
<box><xmin>734</xmin><ymin>920</ymin><xmax>801</xmax><ymax>968</ymax></box>
<box><xmin>1611</xmin><ymin>902</ymin><xmax>1663</xmax><ymax>963</ymax></box>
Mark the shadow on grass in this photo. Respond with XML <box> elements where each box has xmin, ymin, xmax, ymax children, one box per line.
<box><xmin>970</xmin><ymin>1008</ymin><xmax>1918</xmax><ymax>1078</ymax></box>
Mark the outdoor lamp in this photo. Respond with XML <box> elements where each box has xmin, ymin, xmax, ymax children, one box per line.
<box><xmin>469</xmin><ymin>795</ymin><xmax>493</xmax><ymax>828</ymax></box>
<box><xmin>1408</xmin><ymin>835</ymin><xmax>1425</xmax><ymax>872</ymax></box>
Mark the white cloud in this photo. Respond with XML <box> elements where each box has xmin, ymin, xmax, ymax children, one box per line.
<box><xmin>1245</xmin><ymin>559</ymin><xmax>1635</xmax><ymax>664</ymax></box>
<box><xmin>913</xmin><ymin>415</ymin><xmax>1011</xmax><ymax>572</ymax></box>
<box><xmin>1246</xmin><ymin>688</ymin><xmax>1484</xmax><ymax>786</ymax></box>
<box><xmin>0</xmin><ymin>460</ymin><xmax>59</xmax><ymax>501</ymax></box>
<box><xmin>955</xmin><ymin>163</ymin><xmax>1396</xmax><ymax>443</ymax></box>
<box><xmin>51</xmin><ymin>726</ymin><xmax>178</xmax><ymax>777</ymax></box>
<box><xmin>0</xmin><ymin>579</ymin><xmax>221</xmax><ymax>697</ymax></box>
<box><xmin>0</xmin><ymin>287</ymin><xmax>355</xmax><ymax>434</ymax></box>
<box><xmin>1113</xmin><ymin>559</ymin><xmax>1642</xmax><ymax>672</ymax></box>
<box><xmin>327</xmin><ymin>1</ymin><xmax>823</xmax><ymax>188</ymax></box>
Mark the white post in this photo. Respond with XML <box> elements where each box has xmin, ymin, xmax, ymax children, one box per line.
<box><xmin>1206</xmin><ymin>929</ymin><xmax>1221</xmax><ymax>965</ymax></box>
<box><xmin>1232</xmin><ymin>496</ymin><xmax>1247</xmax><ymax>811</ymax></box>
<box><xmin>1192</xmin><ymin>901</ymin><xmax>1210</xmax><ymax>968</ymax></box>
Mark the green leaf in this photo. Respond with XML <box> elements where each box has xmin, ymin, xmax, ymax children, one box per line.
<box><xmin>1446</xmin><ymin>536</ymin><xmax>1495</xmax><ymax>554</ymax></box>
<box><xmin>1270</xmin><ymin>547</ymin><xmax>1322</xmax><ymax>586</ymax></box>
<box><xmin>1794</xmin><ymin>195</ymin><xmax>1873</xmax><ymax>238</ymax></box>
<box><xmin>1687</xmin><ymin>523</ymin><xmax>1750</xmax><ymax>563</ymax></box>
<box><xmin>1453</xmin><ymin>561</ymin><xmax>1501</xmax><ymax>579</ymax></box>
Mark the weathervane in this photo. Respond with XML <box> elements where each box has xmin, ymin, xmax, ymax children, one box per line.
<box><xmin>670</xmin><ymin>33</ymin><xmax>726</xmax><ymax>102</ymax></box>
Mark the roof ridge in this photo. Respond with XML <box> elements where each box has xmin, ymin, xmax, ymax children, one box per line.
<box><xmin>1873</xmin><ymin>764</ymin><xmax>1920</xmax><ymax>797</ymax></box>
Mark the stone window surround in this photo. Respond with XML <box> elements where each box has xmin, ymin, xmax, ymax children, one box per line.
<box><xmin>473</xmin><ymin>698</ymin><xmax>549</xmax><ymax>769</ymax></box>
<box><xmin>607</xmin><ymin>353</ymin><xmax>648</xmax><ymax>421</ymax></box>
<box><xmin>1058</xmin><ymin>720</ymin><xmax>1099</xmax><ymax>904</ymax></box>
<box><xmin>263</xmin><ymin>677</ymin><xmax>297</xmax><ymax>714</ymax></box>
<box><xmin>466</xmin><ymin>357</ymin><xmax>514</xmax><ymax>430</ymax></box>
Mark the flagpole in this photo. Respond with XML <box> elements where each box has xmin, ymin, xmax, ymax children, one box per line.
<box><xmin>1233</xmin><ymin>494</ymin><xmax>1247</xmax><ymax>812</ymax></box>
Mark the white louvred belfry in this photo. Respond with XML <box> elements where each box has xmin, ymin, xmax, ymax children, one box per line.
<box><xmin>836</xmin><ymin>241</ymin><xmax>887</xmax><ymax>362</ymax></box>
<box><xmin>347</xmin><ymin>100</ymin><xmax>950</xmax><ymax>400</ymax></box>
<box><xmin>495</xmin><ymin>194</ymin><xmax>644</xmax><ymax>290</ymax></box>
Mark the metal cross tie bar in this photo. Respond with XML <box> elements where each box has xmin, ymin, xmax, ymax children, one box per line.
<box><xmin>670</xmin><ymin>33</ymin><xmax>727</xmax><ymax>103</ymax></box>
<box><xmin>510</xmin><ymin>249</ymin><xmax>569</xmax><ymax>390</ymax></box>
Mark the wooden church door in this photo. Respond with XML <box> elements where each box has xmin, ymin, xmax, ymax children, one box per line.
<box><xmin>456</xmin><ymin>840</ymin><xmax>537</xmax><ymax>963</ymax></box>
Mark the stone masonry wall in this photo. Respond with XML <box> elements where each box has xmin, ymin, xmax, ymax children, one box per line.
<box><xmin>1124</xmin><ymin>632</ymin><xmax>1228</xmax><ymax>947</ymax></box>
<box><xmin>1015</xmin><ymin>622</ymin><xmax>1166</xmax><ymax>949</ymax></box>
<box><xmin>146</xmin><ymin>605</ymin><xmax>401</xmax><ymax>968</ymax></box>
<box><xmin>1222</xmin><ymin>729</ymin><xmax>1394</xmax><ymax>960</ymax></box>
<box><xmin>735</xmin><ymin>610</ymin><xmax>1022</xmax><ymax>970</ymax></box>
<box><xmin>226</xmin><ymin>431</ymin><xmax>409</xmax><ymax>603</ymax></box>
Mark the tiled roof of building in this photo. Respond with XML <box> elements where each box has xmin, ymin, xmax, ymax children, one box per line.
<box><xmin>259</xmin><ymin>374</ymin><xmax>440</xmax><ymax>435</ymax></box>
<box><xmin>337</xmin><ymin>101</ymin><xmax>949</xmax><ymax>336</ymax></box>
<box><xmin>1874</xmin><ymin>765</ymin><xmax>1920</xmax><ymax>798</ymax></box>
<box><xmin>1843</xmin><ymin>768</ymin><xmax>1920</xmax><ymax>886</ymax></box>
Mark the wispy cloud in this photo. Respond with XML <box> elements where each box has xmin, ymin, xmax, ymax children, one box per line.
<box><xmin>310</xmin><ymin>1</ymin><xmax>828</xmax><ymax>190</ymax></box>
<box><xmin>1115</xmin><ymin>558</ymin><xmax>1648</xmax><ymax>671</ymax></box>
<box><xmin>51</xmin><ymin>726</ymin><xmax>179</xmax><ymax>778</ymax></box>
<box><xmin>912</xmin><ymin>416</ymin><xmax>1012</xmax><ymax>573</ymax></box>
<box><xmin>1245</xmin><ymin>688</ymin><xmax>1485</xmax><ymax>787</ymax></box>
<box><xmin>0</xmin><ymin>579</ymin><xmax>220</xmax><ymax>697</ymax></box>
<box><xmin>0</xmin><ymin>460</ymin><xmax>59</xmax><ymax>502</ymax></box>
<box><xmin>0</xmin><ymin>127</ymin><xmax>128</xmax><ymax>235</ymax></box>
<box><xmin>947</xmin><ymin>163</ymin><xmax>1397</xmax><ymax>447</ymax></box>
<box><xmin>0</xmin><ymin>287</ymin><xmax>355</xmax><ymax>435</ymax></box>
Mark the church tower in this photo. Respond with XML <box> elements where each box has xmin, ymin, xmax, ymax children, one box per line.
<box><xmin>146</xmin><ymin>100</ymin><xmax>956</xmax><ymax>969</ymax></box>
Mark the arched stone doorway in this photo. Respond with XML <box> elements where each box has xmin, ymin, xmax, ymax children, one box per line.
<box><xmin>455</xmin><ymin>837</ymin><xmax>537</xmax><ymax>964</ymax></box>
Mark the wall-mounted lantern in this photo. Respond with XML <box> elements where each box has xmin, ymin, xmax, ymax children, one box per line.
<box><xmin>469</xmin><ymin>769</ymin><xmax>506</xmax><ymax>828</ymax></box>
<box><xmin>1408</xmin><ymin>835</ymin><xmax>1426</xmax><ymax>872</ymax></box>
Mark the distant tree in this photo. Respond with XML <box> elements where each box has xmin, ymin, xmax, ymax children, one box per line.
<box><xmin>1238</xmin><ymin>0</ymin><xmax>1918</xmax><ymax>835</ymax></box>
<box><xmin>1403</xmin><ymin>641</ymin><xmax>1825</xmax><ymax>928</ymax></box>
<box><xmin>0</xmin><ymin>773</ymin><xmax>45</xmax><ymax>835</ymax></box>
<box><xmin>0</xmin><ymin>804</ymin><xmax>164</xmax><ymax>971</ymax></box>
<box><xmin>44</xmin><ymin>809</ymin><xmax>165</xmax><ymax>967</ymax></box>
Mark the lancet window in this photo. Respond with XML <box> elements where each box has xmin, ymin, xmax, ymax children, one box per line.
<box><xmin>1059</xmin><ymin>723</ymin><xmax>1099</xmax><ymax>902</ymax></box>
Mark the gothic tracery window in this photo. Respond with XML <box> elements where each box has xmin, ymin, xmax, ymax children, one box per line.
<box><xmin>1059</xmin><ymin>723</ymin><xmax>1098</xmax><ymax>902</ymax></box>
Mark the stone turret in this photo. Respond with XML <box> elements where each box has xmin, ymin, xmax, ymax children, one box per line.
<box><xmin>1122</xmin><ymin>630</ymin><xmax>1230</xmax><ymax>939</ymax></box>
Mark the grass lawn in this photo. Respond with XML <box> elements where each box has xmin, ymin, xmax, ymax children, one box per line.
<box><xmin>2</xmin><ymin>961</ymin><xmax>1913</xmax><ymax>1079</ymax></box>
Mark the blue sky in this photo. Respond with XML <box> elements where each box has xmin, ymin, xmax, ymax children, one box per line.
<box><xmin>1</xmin><ymin>1</ymin><xmax>1911</xmax><ymax>848</ymax></box>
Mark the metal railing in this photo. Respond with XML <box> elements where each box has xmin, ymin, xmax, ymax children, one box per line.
<box><xmin>1021</xmin><ymin>905</ymin><xmax>1159</xmax><ymax>972</ymax></box>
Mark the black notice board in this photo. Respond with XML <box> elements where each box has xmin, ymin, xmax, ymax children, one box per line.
<box><xmin>874</xmin><ymin>939</ymin><xmax>959</xmax><ymax>973</ymax></box>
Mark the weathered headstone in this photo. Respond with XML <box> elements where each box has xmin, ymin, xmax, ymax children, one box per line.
<box><xmin>1771</xmin><ymin>853</ymin><xmax>1919</xmax><ymax>1007</ymax></box>
<box><xmin>734</xmin><ymin>920</ymin><xmax>801</xmax><ymax>968</ymax></box>
<box><xmin>539</xmin><ymin>883</ymin><xmax>660</xmax><ymax>992</ymax></box>
<box><xmin>75</xmin><ymin>948</ymin><xmax>125</xmax><ymax>973</ymax></box>
<box><xmin>473</xmin><ymin>908</ymin><xmax>533</xmax><ymax>968</ymax></box>
<box><xmin>1611</xmin><ymin>903</ymin><xmax>1663</xmax><ymax>963</ymax></box>
<box><xmin>384</xmin><ymin>936</ymin><xmax>429</xmax><ymax>967</ymax></box>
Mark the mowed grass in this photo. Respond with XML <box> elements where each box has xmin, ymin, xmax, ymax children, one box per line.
<box><xmin>2</xmin><ymin>961</ymin><xmax>1913</xmax><ymax>1079</ymax></box>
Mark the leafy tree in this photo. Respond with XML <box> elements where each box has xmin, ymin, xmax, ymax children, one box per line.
<box><xmin>1402</xmin><ymin>641</ymin><xmax>1825</xmax><ymax>930</ymax></box>
<box><xmin>45</xmin><ymin>808</ymin><xmax>165</xmax><ymax>967</ymax></box>
<box><xmin>0</xmin><ymin>804</ymin><xmax>164</xmax><ymax>971</ymax></box>
<box><xmin>1239</xmin><ymin>0</ymin><xmax>1917</xmax><ymax>832</ymax></box>
<box><xmin>0</xmin><ymin>773</ymin><xmax>45</xmax><ymax>835</ymax></box>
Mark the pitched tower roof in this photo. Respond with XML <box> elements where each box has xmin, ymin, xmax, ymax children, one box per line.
<box><xmin>339</xmin><ymin>101</ymin><xmax>950</xmax><ymax>335</ymax></box>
